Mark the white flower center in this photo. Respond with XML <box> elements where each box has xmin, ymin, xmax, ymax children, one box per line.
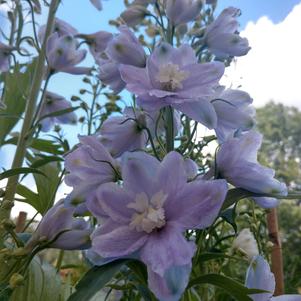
<box><xmin>127</xmin><ymin>191</ymin><xmax>167</xmax><ymax>233</ymax></box>
<box><xmin>156</xmin><ymin>63</ymin><xmax>189</xmax><ymax>91</ymax></box>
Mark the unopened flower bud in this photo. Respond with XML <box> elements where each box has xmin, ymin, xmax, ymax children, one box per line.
<box><xmin>54</xmin><ymin>125</ymin><xmax>61</xmax><ymax>132</ymax></box>
<box><xmin>79</xmin><ymin>116</ymin><xmax>85</xmax><ymax>123</ymax></box>
<box><xmin>71</xmin><ymin>95</ymin><xmax>81</xmax><ymax>101</ymax></box>
<box><xmin>79</xmin><ymin>89</ymin><xmax>86</xmax><ymax>95</ymax></box>
<box><xmin>120</xmin><ymin>5</ymin><xmax>148</xmax><ymax>27</ymax></box>
<box><xmin>1</xmin><ymin>219</ymin><xmax>15</xmax><ymax>231</ymax></box>
<box><xmin>9</xmin><ymin>273</ymin><xmax>24</xmax><ymax>289</ymax></box>
<box><xmin>1</xmin><ymin>200</ymin><xmax>14</xmax><ymax>210</ymax></box>
<box><xmin>232</xmin><ymin>228</ymin><xmax>259</xmax><ymax>261</ymax></box>
<box><xmin>82</xmin><ymin>77</ymin><xmax>91</xmax><ymax>83</ymax></box>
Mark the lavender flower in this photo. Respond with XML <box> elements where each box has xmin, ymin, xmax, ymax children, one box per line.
<box><xmin>64</xmin><ymin>135</ymin><xmax>119</xmax><ymax>209</ymax></box>
<box><xmin>78</xmin><ymin>31</ymin><xmax>113</xmax><ymax>60</ymax></box>
<box><xmin>90</xmin><ymin>0</ymin><xmax>102</xmax><ymax>10</ymax></box>
<box><xmin>246</xmin><ymin>255</ymin><xmax>301</xmax><ymax>301</ymax></box>
<box><xmin>97</xmin><ymin>26</ymin><xmax>146</xmax><ymax>93</ymax></box>
<box><xmin>38</xmin><ymin>91</ymin><xmax>77</xmax><ymax>132</ymax></box>
<box><xmin>87</xmin><ymin>151</ymin><xmax>228</xmax><ymax>300</ymax></box>
<box><xmin>38</xmin><ymin>18</ymin><xmax>78</xmax><ymax>42</ymax></box>
<box><xmin>120</xmin><ymin>42</ymin><xmax>224</xmax><ymax>128</ymax></box>
<box><xmin>166</xmin><ymin>0</ymin><xmax>203</xmax><ymax>26</ymax></box>
<box><xmin>25</xmin><ymin>200</ymin><xmax>91</xmax><ymax>251</ymax></box>
<box><xmin>46</xmin><ymin>33</ymin><xmax>91</xmax><ymax>75</ymax></box>
<box><xmin>120</xmin><ymin>5</ymin><xmax>148</xmax><ymax>27</ymax></box>
<box><xmin>212</xmin><ymin>86</ymin><xmax>255</xmax><ymax>142</ymax></box>
<box><xmin>99</xmin><ymin>107</ymin><xmax>148</xmax><ymax>157</ymax></box>
<box><xmin>0</xmin><ymin>42</ymin><xmax>14</xmax><ymax>72</ymax></box>
<box><xmin>204</xmin><ymin>7</ymin><xmax>250</xmax><ymax>58</ymax></box>
<box><xmin>216</xmin><ymin>131</ymin><xmax>287</xmax><ymax>208</ymax></box>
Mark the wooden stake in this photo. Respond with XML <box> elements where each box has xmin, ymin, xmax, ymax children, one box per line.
<box><xmin>267</xmin><ymin>208</ymin><xmax>284</xmax><ymax>295</ymax></box>
<box><xmin>15</xmin><ymin>211</ymin><xmax>27</xmax><ymax>233</ymax></box>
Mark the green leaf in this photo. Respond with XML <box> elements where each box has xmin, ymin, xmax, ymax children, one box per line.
<box><xmin>16</xmin><ymin>183</ymin><xmax>40</xmax><ymax>211</ymax></box>
<box><xmin>68</xmin><ymin>260</ymin><xmax>127</xmax><ymax>301</ymax></box>
<box><xmin>36</xmin><ymin>106</ymin><xmax>80</xmax><ymax>123</ymax></box>
<box><xmin>30</xmin><ymin>155</ymin><xmax>63</xmax><ymax>169</ymax></box>
<box><xmin>33</xmin><ymin>162</ymin><xmax>61</xmax><ymax>214</ymax></box>
<box><xmin>188</xmin><ymin>274</ymin><xmax>267</xmax><ymax>301</ymax></box>
<box><xmin>10</xmin><ymin>257</ymin><xmax>72</xmax><ymax>301</ymax></box>
<box><xmin>221</xmin><ymin>188</ymin><xmax>254</xmax><ymax>210</ymax></box>
<box><xmin>0</xmin><ymin>167</ymin><xmax>46</xmax><ymax>180</ymax></box>
<box><xmin>0</xmin><ymin>61</ymin><xmax>36</xmax><ymax>146</ymax></box>
<box><xmin>220</xmin><ymin>206</ymin><xmax>238</xmax><ymax>233</ymax></box>
<box><xmin>4</xmin><ymin>137</ymin><xmax>64</xmax><ymax>155</ymax></box>
<box><xmin>198</xmin><ymin>252</ymin><xmax>238</xmax><ymax>262</ymax></box>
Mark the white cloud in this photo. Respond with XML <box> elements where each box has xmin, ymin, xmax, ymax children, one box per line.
<box><xmin>222</xmin><ymin>3</ymin><xmax>301</xmax><ymax>109</ymax></box>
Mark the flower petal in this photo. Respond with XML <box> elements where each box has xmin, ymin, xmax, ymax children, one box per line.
<box><xmin>166</xmin><ymin>179</ymin><xmax>227</xmax><ymax>229</ymax></box>
<box><xmin>245</xmin><ymin>255</ymin><xmax>275</xmax><ymax>301</ymax></box>
<box><xmin>147</xmin><ymin>264</ymin><xmax>191</xmax><ymax>301</ymax></box>
<box><xmin>140</xmin><ymin>223</ymin><xmax>195</xmax><ymax>276</ymax></box>
<box><xmin>121</xmin><ymin>151</ymin><xmax>160</xmax><ymax>197</ymax></box>
<box><xmin>155</xmin><ymin>151</ymin><xmax>187</xmax><ymax>197</ymax></box>
<box><xmin>92</xmin><ymin>225</ymin><xmax>148</xmax><ymax>257</ymax></box>
<box><xmin>174</xmin><ymin>98</ymin><xmax>217</xmax><ymax>128</ymax></box>
<box><xmin>90</xmin><ymin>183</ymin><xmax>134</xmax><ymax>223</ymax></box>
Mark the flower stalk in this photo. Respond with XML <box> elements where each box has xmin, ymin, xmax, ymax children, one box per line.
<box><xmin>0</xmin><ymin>0</ymin><xmax>60</xmax><ymax>246</ymax></box>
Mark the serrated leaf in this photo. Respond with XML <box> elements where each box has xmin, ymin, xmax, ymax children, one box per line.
<box><xmin>0</xmin><ymin>61</ymin><xmax>36</xmax><ymax>146</ymax></box>
<box><xmin>68</xmin><ymin>259</ymin><xmax>127</xmax><ymax>301</ymax></box>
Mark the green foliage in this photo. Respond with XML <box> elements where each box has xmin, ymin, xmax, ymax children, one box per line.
<box><xmin>257</xmin><ymin>101</ymin><xmax>301</xmax><ymax>293</ymax></box>
<box><xmin>68</xmin><ymin>260</ymin><xmax>128</xmax><ymax>301</ymax></box>
<box><xmin>0</xmin><ymin>61</ymin><xmax>36</xmax><ymax>146</ymax></box>
<box><xmin>10</xmin><ymin>257</ymin><xmax>72</xmax><ymax>301</ymax></box>
<box><xmin>257</xmin><ymin>101</ymin><xmax>301</xmax><ymax>188</ymax></box>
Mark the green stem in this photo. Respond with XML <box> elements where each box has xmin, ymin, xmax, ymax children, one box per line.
<box><xmin>165</xmin><ymin>106</ymin><xmax>174</xmax><ymax>152</ymax></box>
<box><xmin>56</xmin><ymin>250</ymin><xmax>65</xmax><ymax>272</ymax></box>
<box><xmin>0</xmin><ymin>0</ymin><xmax>60</xmax><ymax>246</ymax></box>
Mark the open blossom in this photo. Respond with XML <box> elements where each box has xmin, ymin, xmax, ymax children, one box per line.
<box><xmin>232</xmin><ymin>228</ymin><xmax>259</xmax><ymax>260</ymax></box>
<box><xmin>0</xmin><ymin>42</ymin><xmax>14</xmax><ymax>72</ymax></box>
<box><xmin>46</xmin><ymin>33</ymin><xmax>91</xmax><ymax>75</ymax></box>
<box><xmin>204</xmin><ymin>7</ymin><xmax>250</xmax><ymax>58</ymax></box>
<box><xmin>38</xmin><ymin>91</ymin><xmax>77</xmax><ymax>132</ymax></box>
<box><xmin>246</xmin><ymin>255</ymin><xmax>301</xmax><ymax>301</ymax></box>
<box><xmin>166</xmin><ymin>0</ymin><xmax>203</xmax><ymax>26</ymax></box>
<box><xmin>99</xmin><ymin>107</ymin><xmax>148</xmax><ymax>157</ymax></box>
<box><xmin>64</xmin><ymin>135</ymin><xmax>119</xmax><ymax>210</ymax></box>
<box><xmin>120</xmin><ymin>42</ymin><xmax>224</xmax><ymax>128</ymax></box>
<box><xmin>25</xmin><ymin>200</ymin><xmax>91</xmax><ymax>251</ymax></box>
<box><xmin>216</xmin><ymin>131</ymin><xmax>287</xmax><ymax>208</ymax></box>
<box><xmin>212</xmin><ymin>86</ymin><xmax>255</xmax><ymax>142</ymax></box>
<box><xmin>87</xmin><ymin>151</ymin><xmax>228</xmax><ymax>300</ymax></box>
<box><xmin>38</xmin><ymin>18</ymin><xmax>78</xmax><ymax>42</ymax></box>
<box><xmin>97</xmin><ymin>26</ymin><xmax>146</xmax><ymax>93</ymax></box>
